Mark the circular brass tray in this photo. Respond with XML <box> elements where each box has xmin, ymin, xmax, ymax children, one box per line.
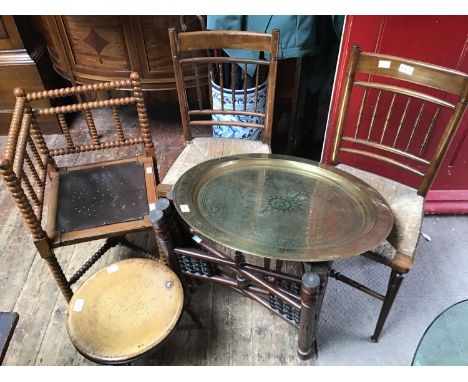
<box><xmin>67</xmin><ymin>258</ymin><xmax>183</xmax><ymax>364</ymax></box>
<box><xmin>174</xmin><ymin>154</ymin><xmax>393</xmax><ymax>262</ymax></box>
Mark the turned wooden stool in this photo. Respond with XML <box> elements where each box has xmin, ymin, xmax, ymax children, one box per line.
<box><xmin>67</xmin><ymin>258</ymin><xmax>183</xmax><ymax>364</ymax></box>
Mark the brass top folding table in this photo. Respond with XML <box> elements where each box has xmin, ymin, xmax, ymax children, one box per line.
<box><xmin>151</xmin><ymin>153</ymin><xmax>393</xmax><ymax>359</ymax></box>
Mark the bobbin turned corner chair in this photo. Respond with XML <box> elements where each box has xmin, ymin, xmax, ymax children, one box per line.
<box><xmin>327</xmin><ymin>45</ymin><xmax>468</xmax><ymax>342</ymax></box>
<box><xmin>0</xmin><ymin>72</ymin><xmax>160</xmax><ymax>302</ymax></box>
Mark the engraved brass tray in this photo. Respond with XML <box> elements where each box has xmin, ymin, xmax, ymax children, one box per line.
<box><xmin>173</xmin><ymin>154</ymin><xmax>393</xmax><ymax>262</ymax></box>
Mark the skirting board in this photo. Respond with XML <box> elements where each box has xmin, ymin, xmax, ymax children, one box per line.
<box><xmin>425</xmin><ymin>190</ymin><xmax>468</xmax><ymax>215</ymax></box>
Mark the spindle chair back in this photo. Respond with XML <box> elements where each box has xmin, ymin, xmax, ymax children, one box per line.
<box><xmin>330</xmin><ymin>45</ymin><xmax>468</xmax><ymax>196</ymax></box>
<box><xmin>157</xmin><ymin>29</ymin><xmax>280</xmax><ymax>196</ymax></box>
<box><xmin>169</xmin><ymin>28</ymin><xmax>279</xmax><ymax>144</ymax></box>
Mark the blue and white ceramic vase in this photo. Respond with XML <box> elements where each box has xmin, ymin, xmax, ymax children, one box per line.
<box><xmin>211</xmin><ymin>80</ymin><xmax>267</xmax><ymax>140</ymax></box>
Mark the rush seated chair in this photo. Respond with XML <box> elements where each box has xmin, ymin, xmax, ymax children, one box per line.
<box><xmin>326</xmin><ymin>45</ymin><xmax>468</xmax><ymax>342</ymax></box>
<box><xmin>156</xmin><ymin>28</ymin><xmax>280</xmax><ymax>196</ymax></box>
<box><xmin>0</xmin><ymin>73</ymin><xmax>160</xmax><ymax>303</ymax></box>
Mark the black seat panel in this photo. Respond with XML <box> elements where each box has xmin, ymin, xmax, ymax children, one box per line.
<box><xmin>55</xmin><ymin>161</ymin><xmax>149</xmax><ymax>232</ymax></box>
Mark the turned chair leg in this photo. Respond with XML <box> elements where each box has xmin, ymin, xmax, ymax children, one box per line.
<box><xmin>35</xmin><ymin>240</ymin><xmax>73</xmax><ymax>303</ymax></box>
<box><xmin>44</xmin><ymin>255</ymin><xmax>73</xmax><ymax>303</ymax></box>
<box><xmin>371</xmin><ymin>269</ymin><xmax>405</xmax><ymax>343</ymax></box>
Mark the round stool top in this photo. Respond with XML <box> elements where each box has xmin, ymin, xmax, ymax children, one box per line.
<box><xmin>67</xmin><ymin>258</ymin><xmax>184</xmax><ymax>364</ymax></box>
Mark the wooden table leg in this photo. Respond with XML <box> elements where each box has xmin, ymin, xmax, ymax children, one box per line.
<box><xmin>149</xmin><ymin>208</ymin><xmax>184</xmax><ymax>279</ymax></box>
<box><xmin>157</xmin><ymin>197</ymin><xmax>198</xmax><ymax>293</ymax></box>
<box><xmin>149</xmin><ymin>207</ymin><xmax>203</xmax><ymax>328</ymax></box>
<box><xmin>298</xmin><ymin>261</ymin><xmax>331</xmax><ymax>360</ymax></box>
<box><xmin>297</xmin><ymin>272</ymin><xmax>320</xmax><ymax>359</ymax></box>
<box><xmin>156</xmin><ymin>197</ymin><xmax>184</xmax><ymax>246</ymax></box>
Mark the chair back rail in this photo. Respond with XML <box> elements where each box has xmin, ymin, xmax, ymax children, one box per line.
<box><xmin>330</xmin><ymin>45</ymin><xmax>468</xmax><ymax>196</ymax></box>
<box><xmin>176</xmin><ymin>30</ymin><xmax>275</xmax><ymax>52</ymax></box>
<box><xmin>169</xmin><ymin>28</ymin><xmax>279</xmax><ymax>144</ymax></box>
<box><xmin>356</xmin><ymin>52</ymin><xmax>467</xmax><ymax>95</ymax></box>
<box><xmin>25</xmin><ymin>73</ymin><xmax>154</xmax><ymax>158</ymax></box>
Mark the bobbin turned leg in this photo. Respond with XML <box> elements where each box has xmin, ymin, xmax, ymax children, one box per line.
<box><xmin>0</xmin><ymin>157</ymin><xmax>71</xmax><ymax>301</ymax></box>
<box><xmin>44</xmin><ymin>255</ymin><xmax>73</xmax><ymax>302</ymax></box>
<box><xmin>297</xmin><ymin>272</ymin><xmax>321</xmax><ymax>360</ymax></box>
<box><xmin>35</xmin><ymin>239</ymin><xmax>73</xmax><ymax>302</ymax></box>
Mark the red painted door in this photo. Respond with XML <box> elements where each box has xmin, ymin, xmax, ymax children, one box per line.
<box><xmin>323</xmin><ymin>15</ymin><xmax>468</xmax><ymax>214</ymax></box>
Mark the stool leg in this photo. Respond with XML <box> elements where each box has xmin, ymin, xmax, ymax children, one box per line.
<box><xmin>119</xmin><ymin>236</ymin><xmax>158</xmax><ymax>261</ymax></box>
<box><xmin>155</xmin><ymin>198</ymin><xmax>184</xmax><ymax>246</ymax></box>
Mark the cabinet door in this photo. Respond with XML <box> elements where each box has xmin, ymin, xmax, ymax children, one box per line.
<box><xmin>130</xmin><ymin>16</ymin><xmax>207</xmax><ymax>90</ymax></box>
<box><xmin>323</xmin><ymin>15</ymin><xmax>468</xmax><ymax>214</ymax></box>
<box><xmin>0</xmin><ymin>16</ymin><xmax>61</xmax><ymax>134</ymax></box>
<box><xmin>0</xmin><ymin>16</ymin><xmax>23</xmax><ymax>50</ymax></box>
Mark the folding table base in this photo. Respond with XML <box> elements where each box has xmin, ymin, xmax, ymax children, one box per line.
<box><xmin>149</xmin><ymin>197</ymin><xmax>331</xmax><ymax>361</ymax></box>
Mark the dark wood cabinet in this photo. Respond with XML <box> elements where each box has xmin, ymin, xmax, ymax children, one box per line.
<box><xmin>0</xmin><ymin>16</ymin><xmax>63</xmax><ymax>134</ymax></box>
<box><xmin>33</xmin><ymin>16</ymin><xmax>205</xmax><ymax>90</ymax></box>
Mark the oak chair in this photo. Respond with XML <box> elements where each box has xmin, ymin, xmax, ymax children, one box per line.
<box><xmin>327</xmin><ymin>45</ymin><xmax>468</xmax><ymax>342</ymax></box>
<box><xmin>157</xmin><ymin>28</ymin><xmax>280</xmax><ymax>196</ymax></box>
<box><xmin>0</xmin><ymin>73</ymin><xmax>160</xmax><ymax>303</ymax></box>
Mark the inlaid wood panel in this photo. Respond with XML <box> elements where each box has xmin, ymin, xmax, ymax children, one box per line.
<box><xmin>35</xmin><ymin>16</ymin><xmax>206</xmax><ymax>90</ymax></box>
<box><xmin>60</xmin><ymin>16</ymin><xmax>132</xmax><ymax>72</ymax></box>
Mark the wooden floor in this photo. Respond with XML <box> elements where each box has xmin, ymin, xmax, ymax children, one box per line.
<box><xmin>0</xmin><ymin>106</ymin><xmax>313</xmax><ymax>366</ymax></box>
